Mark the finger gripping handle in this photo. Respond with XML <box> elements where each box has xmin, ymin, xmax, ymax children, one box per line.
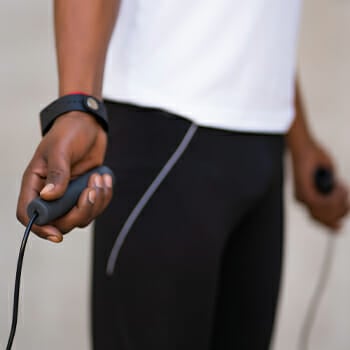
<box><xmin>27</xmin><ymin>166</ymin><xmax>114</xmax><ymax>226</ymax></box>
<box><xmin>314</xmin><ymin>167</ymin><xmax>334</xmax><ymax>195</ymax></box>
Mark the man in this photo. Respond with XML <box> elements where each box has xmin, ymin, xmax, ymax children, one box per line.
<box><xmin>16</xmin><ymin>0</ymin><xmax>349</xmax><ymax>349</ymax></box>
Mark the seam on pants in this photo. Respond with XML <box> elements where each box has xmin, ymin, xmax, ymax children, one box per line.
<box><xmin>105</xmin><ymin>122</ymin><xmax>198</xmax><ymax>276</ymax></box>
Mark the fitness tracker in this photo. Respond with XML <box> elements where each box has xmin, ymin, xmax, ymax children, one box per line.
<box><xmin>40</xmin><ymin>94</ymin><xmax>109</xmax><ymax>136</ymax></box>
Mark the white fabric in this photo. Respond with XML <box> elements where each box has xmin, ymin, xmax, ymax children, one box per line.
<box><xmin>103</xmin><ymin>0</ymin><xmax>302</xmax><ymax>133</ymax></box>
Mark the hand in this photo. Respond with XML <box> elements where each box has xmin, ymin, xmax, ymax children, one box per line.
<box><xmin>291</xmin><ymin>140</ymin><xmax>349</xmax><ymax>230</ymax></box>
<box><xmin>16</xmin><ymin>111</ymin><xmax>113</xmax><ymax>243</ymax></box>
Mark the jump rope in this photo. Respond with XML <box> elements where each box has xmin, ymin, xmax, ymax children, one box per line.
<box><xmin>5</xmin><ymin>166</ymin><xmax>114</xmax><ymax>350</ymax></box>
<box><xmin>3</xmin><ymin>161</ymin><xmax>338</xmax><ymax>349</ymax></box>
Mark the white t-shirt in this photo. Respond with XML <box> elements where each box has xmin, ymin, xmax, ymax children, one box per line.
<box><xmin>103</xmin><ymin>0</ymin><xmax>302</xmax><ymax>133</ymax></box>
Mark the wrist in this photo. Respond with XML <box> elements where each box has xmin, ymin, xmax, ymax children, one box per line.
<box><xmin>60</xmin><ymin>88</ymin><xmax>102</xmax><ymax>100</ymax></box>
<box><xmin>288</xmin><ymin>130</ymin><xmax>314</xmax><ymax>154</ymax></box>
<box><xmin>54</xmin><ymin>110</ymin><xmax>104</xmax><ymax>132</ymax></box>
<box><xmin>40</xmin><ymin>93</ymin><xmax>108</xmax><ymax>136</ymax></box>
<box><xmin>58</xmin><ymin>76</ymin><xmax>103</xmax><ymax>100</ymax></box>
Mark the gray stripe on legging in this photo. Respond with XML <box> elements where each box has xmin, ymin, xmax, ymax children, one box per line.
<box><xmin>106</xmin><ymin>123</ymin><xmax>198</xmax><ymax>276</ymax></box>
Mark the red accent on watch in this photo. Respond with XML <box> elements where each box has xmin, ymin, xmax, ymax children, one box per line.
<box><xmin>67</xmin><ymin>91</ymin><xmax>89</xmax><ymax>96</ymax></box>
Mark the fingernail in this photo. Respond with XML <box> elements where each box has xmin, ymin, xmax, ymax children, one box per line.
<box><xmin>94</xmin><ymin>175</ymin><xmax>103</xmax><ymax>188</ymax></box>
<box><xmin>47</xmin><ymin>235</ymin><xmax>60</xmax><ymax>243</ymax></box>
<box><xmin>104</xmin><ymin>175</ymin><xmax>113</xmax><ymax>188</ymax></box>
<box><xmin>88</xmin><ymin>190</ymin><xmax>96</xmax><ymax>204</ymax></box>
<box><xmin>40</xmin><ymin>183</ymin><xmax>55</xmax><ymax>195</ymax></box>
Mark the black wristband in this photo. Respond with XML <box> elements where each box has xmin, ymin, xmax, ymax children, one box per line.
<box><xmin>40</xmin><ymin>94</ymin><xmax>109</xmax><ymax>136</ymax></box>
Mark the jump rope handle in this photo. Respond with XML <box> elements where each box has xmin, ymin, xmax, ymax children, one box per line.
<box><xmin>314</xmin><ymin>167</ymin><xmax>334</xmax><ymax>194</ymax></box>
<box><xmin>27</xmin><ymin>166</ymin><xmax>115</xmax><ymax>225</ymax></box>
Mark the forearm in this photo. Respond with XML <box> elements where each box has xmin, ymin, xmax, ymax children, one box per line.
<box><xmin>286</xmin><ymin>80</ymin><xmax>315</xmax><ymax>157</ymax></box>
<box><xmin>54</xmin><ymin>0</ymin><xmax>120</xmax><ymax>98</ymax></box>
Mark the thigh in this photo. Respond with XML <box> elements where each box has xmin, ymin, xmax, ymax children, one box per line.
<box><xmin>92</xmin><ymin>104</ymin><xmax>284</xmax><ymax>350</ymax></box>
<box><xmin>92</xmin><ymin>103</ymin><xmax>238</xmax><ymax>350</ymax></box>
<box><xmin>211</xmin><ymin>162</ymin><xmax>284</xmax><ymax>350</ymax></box>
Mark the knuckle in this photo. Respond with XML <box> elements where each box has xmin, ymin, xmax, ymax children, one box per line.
<box><xmin>31</xmin><ymin>227</ymin><xmax>49</xmax><ymax>240</ymax></box>
<box><xmin>22</xmin><ymin>166</ymin><xmax>32</xmax><ymax>179</ymax></box>
<box><xmin>61</xmin><ymin>227</ymin><xmax>73</xmax><ymax>235</ymax></box>
<box><xmin>77</xmin><ymin>218</ymin><xmax>93</xmax><ymax>228</ymax></box>
<box><xmin>105</xmin><ymin>186</ymin><xmax>114</xmax><ymax>197</ymax></box>
<box><xmin>60</xmin><ymin>212</ymin><xmax>92</xmax><ymax>231</ymax></box>
<box><xmin>47</xmin><ymin>168</ymin><xmax>65</xmax><ymax>181</ymax></box>
<box><xmin>55</xmin><ymin>219</ymin><xmax>74</xmax><ymax>234</ymax></box>
<box><xmin>92</xmin><ymin>188</ymin><xmax>105</xmax><ymax>205</ymax></box>
<box><xmin>24</xmin><ymin>157</ymin><xmax>44</xmax><ymax>176</ymax></box>
<box><xmin>104</xmin><ymin>185</ymin><xmax>113</xmax><ymax>198</ymax></box>
<box><xmin>55</xmin><ymin>221</ymin><xmax>74</xmax><ymax>234</ymax></box>
<box><xmin>16</xmin><ymin>209</ymin><xmax>27</xmax><ymax>224</ymax></box>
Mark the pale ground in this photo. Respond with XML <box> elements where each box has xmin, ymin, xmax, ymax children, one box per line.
<box><xmin>0</xmin><ymin>1</ymin><xmax>349</xmax><ymax>349</ymax></box>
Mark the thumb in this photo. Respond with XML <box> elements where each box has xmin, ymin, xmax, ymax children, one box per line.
<box><xmin>40</xmin><ymin>151</ymin><xmax>71</xmax><ymax>201</ymax></box>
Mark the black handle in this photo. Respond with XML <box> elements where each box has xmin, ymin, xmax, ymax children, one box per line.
<box><xmin>314</xmin><ymin>167</ymin><xmax>334</xmax><ymax>195</ymax></box>
<box><xmin>27</xmin><ymin>166</ymin><xmax>115</xmax><ymax>225</ymax></box>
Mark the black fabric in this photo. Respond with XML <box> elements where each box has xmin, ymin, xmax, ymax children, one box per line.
<box><xmin>92</xmin><ymin>101</ymin><xmax>284</xmax><ymax>350</ymax></box>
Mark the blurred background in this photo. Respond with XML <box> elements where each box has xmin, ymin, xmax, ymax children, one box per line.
<box><xmin>0</xmin><ymin>0</ymin><xmax>349</xmax><ymax>349</ymax></box>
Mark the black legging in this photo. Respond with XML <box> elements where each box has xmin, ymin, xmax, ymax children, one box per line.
<box><xmin>92</xmin><ymin>101</ymin><xmax>284</xmax><ymax>350</ymax></box>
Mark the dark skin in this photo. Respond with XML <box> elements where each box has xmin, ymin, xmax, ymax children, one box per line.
<box><xmin>16</xmin><ymin>111</ymin><xmax>110</xmax><ymax>242</ymax></box>
<box><xmin>16</xmin><ymin>0</ymin><xmax>348</xmax><ymax>243</ymax></box>
<box><xmin>287</xmin><ymin>82</ymin><xmax>349</xmax><ymax>230</ymax></box>
<box><xmin>16</xmin><ymin>0</ymin><xmax>120</xmax><ymax>242</ymax></box>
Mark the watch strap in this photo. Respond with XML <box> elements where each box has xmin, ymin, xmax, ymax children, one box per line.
<box><xmin>40</xmin><ymin>94</ymin><xmax>109</xmax><ymax>136</ymax></box>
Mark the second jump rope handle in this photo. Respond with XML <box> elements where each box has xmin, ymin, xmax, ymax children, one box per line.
<box><xmin>27</xmin><ymin>166</ymin><xmax>115</xmax><ymax>226</ymax></box>
<box><xmin>314</xmin><ymin>167</ymin><xmax>334</xmax><ymax>195</ymax></box>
